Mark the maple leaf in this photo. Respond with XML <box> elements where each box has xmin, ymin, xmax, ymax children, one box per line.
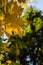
<box><xmin>0</xmin><ymin>0</ymin><xmax>24</xmax><ymax>37</ymax></box>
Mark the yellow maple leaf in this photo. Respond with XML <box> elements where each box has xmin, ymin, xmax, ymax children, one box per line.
<box><xmin>0</xmin><ymin>0</ymin><xmax>24</xmax><ymax>37</ymax></box>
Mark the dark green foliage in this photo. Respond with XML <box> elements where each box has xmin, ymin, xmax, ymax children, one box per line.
<box><xmin>20</xmin><ymin>6</ymin><xmax>43</xmax><ymax>65</ymax></box>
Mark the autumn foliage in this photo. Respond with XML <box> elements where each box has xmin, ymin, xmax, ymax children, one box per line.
<box><xmin>0</xmin><ymin>0</ymin><xmax>43</xmax><ymax>65</ymax></box>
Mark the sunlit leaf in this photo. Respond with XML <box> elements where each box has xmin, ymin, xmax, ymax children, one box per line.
<box><xmin>0</xmin><ymin>0</ymin><xmax>24</xmax><ymax>37</ymax></box>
